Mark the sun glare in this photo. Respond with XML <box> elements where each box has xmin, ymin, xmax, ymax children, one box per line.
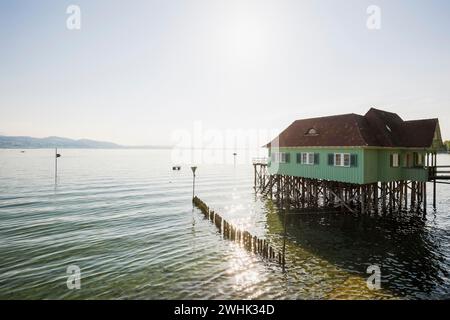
<box><xmin>217</xmin><ymin>9</ymin><xmax>270</xmax><ymax>65</ymax></box>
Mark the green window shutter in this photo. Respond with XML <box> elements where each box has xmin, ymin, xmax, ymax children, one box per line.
<box><xmin>389</xmin><ymin>154</ymin><xmax>393</xmax><ymax>167</ymax></box>
<box><xmin>296</xmin><ymin>153</ymin><xmax>301</xmax><ymax>163</ymax></box>
<box><xmin>328</xmin><ymin>154</ymin><xmax>334</xmax><ymax>166</ymax></box>
<box><xmin>286</xmin><ymin>153</ymin><xmax>290</xmax><ymax>163</ymax></box>
<box><xmin>350</xmin><ymin>154</ymin><xmax>358</xmax><ymax>167</ymax></box>
<box><xmin>314</xmin><ymin>153</ymin><xmax>320</xmax><ymax>165</ymax></box>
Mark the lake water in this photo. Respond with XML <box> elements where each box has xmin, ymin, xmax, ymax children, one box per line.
<box><xmin>0</xmin><ymin>149</ymin><xmax>449</xmax><ymax>299</ymax></box>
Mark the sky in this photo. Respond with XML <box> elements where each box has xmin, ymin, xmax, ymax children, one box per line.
<box><xmin>0</xmin><ymin>0</ymin><xmax>449</xmax><ymax>146</ymax></box>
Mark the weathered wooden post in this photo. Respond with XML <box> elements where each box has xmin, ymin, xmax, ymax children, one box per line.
<box><xmin>423</xmin><ymin>181</ymin><xmax>427</xmax><ymax>217</ymax></box>
<box><xmin>253</xmin><ymin>164</ymin><xmax>257</xmax><ymax>189</ymax></box>
<box><xmin>404</xmin><ymin>181</ymin><xmax>408</xmax><ymax>211</ymax></box>
<box><xmin>282</xmin><ymin>208</ymin><xmax>287</xmax><ymax>271</ymax></box>
<box><xmin>433</xmin><ymin>152</ymin><xmax>437</xmax><ymax>209</ymax></box>
<box><xmin>374</xmin><ymin>182</ymin><xmax>379</xmax><ymax>214</ymax></box>
<box><xmin>433</xmin><ymin>177</ymin><xmax>436</xmax><ymax>209</ymax></box>
<box><xmin>191</xmin><ymin>166</ymin><xmax>197</xmax><ymax>201</ymax></box>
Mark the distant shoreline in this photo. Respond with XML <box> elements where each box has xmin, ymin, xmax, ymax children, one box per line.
<box><xmin>0</xmin><ymin>146</ymin><xmax>263</xmax><ymax>150</ymax></box>
<box><xmin>0</xmin><ymin>135</ymin><xmax>172</xmax><ymax>150</ymax></box>
<box><xmin>0</xmin><ymin>146</ymin><xmax>173</xmax><ymax>150</ymax></box>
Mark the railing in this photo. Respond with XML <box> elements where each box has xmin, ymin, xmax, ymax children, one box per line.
<box><xmin>252</xmin><ymin>157</ymin><xmax>268</xmax><ymax>165</ymax></box>
<box><xmin>428</xmin><ymin>165</ymin><xmax>450</xmax><ymax>180</ymax></box>
<box><xmin>402</xmin><ymin>167</ymin><xmax>429</xmax><ymax>181</ymax></box>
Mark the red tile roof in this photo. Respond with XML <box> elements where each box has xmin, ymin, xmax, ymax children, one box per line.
<box><xmin>266</xmin><ymin>108</ymin><xmax>439</xmax><ymax>148</ymax></box>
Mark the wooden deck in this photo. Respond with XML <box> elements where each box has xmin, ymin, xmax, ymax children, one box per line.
<box><xmin>429</xmin><ymin>165</ymin><xmax>450</xmax><ymax>181</ymax></box>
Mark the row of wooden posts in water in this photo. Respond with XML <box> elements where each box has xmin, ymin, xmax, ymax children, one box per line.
<box><xmin>193</xmin><ymin>196</ymin><xmax>285</xmax><ymax>265</ymax></box>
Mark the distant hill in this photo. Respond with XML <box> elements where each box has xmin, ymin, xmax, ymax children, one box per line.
<box><xmin>0</xmin><ymin>135</ymin><xmax>174</xmax><ymax>150</ymax></box>
<box><xmin>0</xmin><ymin>135</ymin><xmax>124</xmax><ymax>149</ymax></box>
<box><xmin>0</xmin><ymin>134</ymin><xmax>176</xmax><ymax>149</ymax></box>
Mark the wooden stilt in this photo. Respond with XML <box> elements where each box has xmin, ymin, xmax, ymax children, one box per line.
<box><xmin>423</xmin><ymin>181</ymin><xmax>427</xmax><ymax>217</ymax></box>
<box><xmin>253</xmin><ymin>164</ymin><xmax>438</xmax><ymax>216</ymax></box>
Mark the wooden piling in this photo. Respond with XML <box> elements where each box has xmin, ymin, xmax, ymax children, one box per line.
<box><xmin>195</xmin><ymin>199</ymin><xmax>286</xmax><ymax>265</ymax></box>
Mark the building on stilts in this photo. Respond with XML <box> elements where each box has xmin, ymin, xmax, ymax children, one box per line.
<box><xmin>254</xmin><ymin>108</ymin><xmax>448</xmax><ymax>215</ymax></box>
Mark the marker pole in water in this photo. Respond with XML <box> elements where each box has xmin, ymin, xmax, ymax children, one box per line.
<box><xmin>282</xmin><ymin>204</ymin><xmax>288</xmax><ymax>272</ymax></box>
<box><xmin>55</xmin><ymin>148</ymin><xmax>58</xmax><ymax>184</ymax></box>
<box><xmin>233</xmin><ymin>152</ymin><xmax>237</xmax><ymax>167</ymax></box>
<box><xmin>191</xmin><ymin>166</ymin><xmax>197</xmax><ymax>201</ymax></box>
<box><xmin>55</xmin><ymin>148</ymin><xmax>61</xmax><ymax>184</ymax></box>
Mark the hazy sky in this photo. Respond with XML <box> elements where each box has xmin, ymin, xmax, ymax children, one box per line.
<box><xmin>1</xmin><ymin>0</ymin><xmax>449</xmax><ymax>146</ymax></box>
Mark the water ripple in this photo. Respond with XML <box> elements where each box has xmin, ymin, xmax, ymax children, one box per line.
<box><xmin>1</xmin><ymin>149</ymin><xmax>450</xmax><ymax>299</ymax></box>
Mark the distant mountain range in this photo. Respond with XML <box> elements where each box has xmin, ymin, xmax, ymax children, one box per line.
<box><xmin>0</xmin><ymin>135</ymin><xmax>171</xmax><ymax>149</ymax></box>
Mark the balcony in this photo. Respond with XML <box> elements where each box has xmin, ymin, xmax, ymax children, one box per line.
<box><xmin>252</xmin><ymin>157</ymin><xmax>268</xmax><ymax>165</ymax></box>
<box><xmin>428</xmin><ymin>166</ymin><xmax>450</xmax><ymax>181</ymax></box>
<box><xmin>402</xmin><ymin>167</ymin><xmax>429</xmax><ymax>182</ymax></box>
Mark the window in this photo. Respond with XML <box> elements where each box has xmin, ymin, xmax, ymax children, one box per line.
<box><xmin>305</xmin><ymin>128</ymin><xmax>318</xmax><ymax>136</ymax></box>
<box><xmin>415</xmin><ymin>153</ymin><xmax>423</xmax><ymax>166</ymax></box>
<box><xmin>390</xmin><ymin>153</ymin><xmax>400</xmax><ymax>167</ymax></box>
<box><xmin>308</xmin><ymin>153</ymin><xmax>315</xmax><ymax>164</ymax></box>
<box><xmin>404</xmin><ymin>153</ymin><xmax>412</xmax><ymax>167</ymax></box>
<box><xmin>328</xmin><ymin>153</ymin><xmax>356</xmax><ymax>167</ymax></box>
<box><xmin>302</xmin><ymin>153</ymin><xmax>308</xmax><ymax>164</ymax></box>
<box><xmin>298</xmin><ymin>152</ymin><xmax>316</xmax><ymax>165</ymax></box>
<box><xmin>333</xmin><ymin>153</ymin><xmax>351</xmax><ymax>167</ymax></box>
<box><xmin>335</xmin><ymin>153</ymin><xmax>341</xmax><ymax>166</ymax></box>
<box><xmin>271</xmin><ymin>152</ymin><xmax>290</xmax><ymax>163</ymax></box>
<box><xmin>344</xmin><ymin>154</ymin><xmax>350</xmax><ymax>166</ymax></box>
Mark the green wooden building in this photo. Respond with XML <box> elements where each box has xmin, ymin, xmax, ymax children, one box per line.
<box><xmin>266</xmin><ymin>108</ymin><xmax>443</xmax><ymax>184</ymax></box>
<box><xmin>255</xmin><ymin>108</ymin><xmax>444</xmax><ymax>214</ymax></box>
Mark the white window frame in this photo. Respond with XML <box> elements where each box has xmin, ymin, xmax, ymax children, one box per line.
<box><xmin>300</xmin><ymin>152</ymin><xmax>315</xmax><ymax>165</ymax></box>
<box><xmin>272</xmin><ymin>152</ymin><xmax>288</xmax><ymax>163</ymax></box>
<box><xmin>272</xmin><ymin>152</ymin><xmax>280</xmax><ymax>163</ymax></box>
<box><xmin>301</xmin><ymin>152</ymin><xmax>307</xmax><ymax>164</ymax></box>
<box><xmin>334</xmin><ymin>153</ymin><xmax>350</xmax><ymax>167</ymax></box>
<box><xmin>271</xmin><ymin>152</ymin><xmax>277</xmax><ymax>163</ymax></box>
<box><xmin>392</xmin><ymin>153</ymin><xmax>400</xmax><ymax>167</ymax></box>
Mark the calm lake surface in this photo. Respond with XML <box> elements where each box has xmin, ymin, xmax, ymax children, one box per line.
<box><xmin>1</xmin><ymin>149</ymin><xmax>450</xmax><ymax>299</ymax></box>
